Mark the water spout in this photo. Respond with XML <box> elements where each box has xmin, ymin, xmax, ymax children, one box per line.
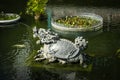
<box><xmin>47</xmin><ymin>9</ymin><xmax>52</xmax><ymax>29</ymax></box>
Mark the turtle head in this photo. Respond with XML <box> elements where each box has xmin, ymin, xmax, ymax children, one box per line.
<box><xmin>36</xmin><ymin>28</ymin><xmax>59</xmax><ymax>44</ymax></box>
<box><xmin>75</xmin><ymin>36</ymin><xmax>88</xmax><ymax>50</ymax></box>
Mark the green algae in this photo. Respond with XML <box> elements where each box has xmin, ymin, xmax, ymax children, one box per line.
<box><xmin>26</xmin><ymin>50</ymin><xmax>92</xmax><ymax>71</ymax></box>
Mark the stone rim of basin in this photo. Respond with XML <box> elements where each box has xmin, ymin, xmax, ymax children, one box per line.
<box><xmin>0</xmin><ymin>13</ymin><xmax>20</xmax><ymax>23</ymax></box>
<box><xmin>51</xmin><ymin>13</ymin><xmax>103</xmax><ymax>32</ymax></box>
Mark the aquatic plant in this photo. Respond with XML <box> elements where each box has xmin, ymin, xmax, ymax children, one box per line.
<box><xmin>0</xmin><ymin>12</ymin><xmax>18</xmax><ymax>20</ymax></box>
<box><xmin>26</xmin><ymin>0</ymin><xmax>48</xmax><ymax>20</ymax></box>
<box><xmin>116</xmin><ymin>49</ymin><xmax>120</xmax><ymax>58</ymax></box>
<box><xmin>55</xmin><ymin>16</ymin><xmax>100</xmax><ymax>28</ymax></box>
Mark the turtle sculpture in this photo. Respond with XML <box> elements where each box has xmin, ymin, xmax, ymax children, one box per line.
<box><xmin>33</xmin><ymin>27</ymin><xmax>88</xmax><ymax>65</ymax></box>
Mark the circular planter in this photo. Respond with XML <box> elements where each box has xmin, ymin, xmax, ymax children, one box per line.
<box><xmin>0</xmin><ymin>13</ymin><xmax>20</xmax><ymax>24</ymax></box>
<box><xmin>51</xmin><ymin>13</ymin><xmax>103</xmax><ymax>32</ymax></box>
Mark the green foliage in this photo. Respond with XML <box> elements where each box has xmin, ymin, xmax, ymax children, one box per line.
<box><xmin>116</xmin><ymin>49</ymin><xmax>120</xmax><ymax>58</ymax></box>
<box><xmin>26</xmin><ymin>50</ymin><xmax>92</xmax><ymax>71</ymax></box>
<box><xmin>26</xmin><ymin>0</ymin><xmax>48</xmax><ymax>16</ymax></box>
<box><xmin>0</xmin><ymin>13</ymin><xmax>18</xmax><ymax>20</ymax></box>
<box><xmin>55</xmin><ymin>16</ymin><xmax>100</xmax><ymax>28</ymax></box>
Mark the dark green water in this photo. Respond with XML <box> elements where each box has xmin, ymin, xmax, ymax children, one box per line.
<box><xmin>0</xmin><ymin>15</ymin><xmax>120</xmax><ymax>80</ymax></box>
<box><xmin>0</xmin><ymin>0</ymin><xmax>120</xmax><ymax>80</ymax></box>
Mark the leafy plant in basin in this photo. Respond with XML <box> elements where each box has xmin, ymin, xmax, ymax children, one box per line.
<box><xmin>0</xmin><ymin>13</ymin><xmax>18</xmax><ymax>20</ymax></box>
<box><xmin>55</xmin><ymin>16</ymin><xmax>100</xmax><ymax>28</ymax></box>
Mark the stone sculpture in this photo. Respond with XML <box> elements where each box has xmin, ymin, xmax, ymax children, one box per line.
<box><xmin>33</xmin><ymin>27</ymin><xmax>89</xmax><ymax>65</ymax></box>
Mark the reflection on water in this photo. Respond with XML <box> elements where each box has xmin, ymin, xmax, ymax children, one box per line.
<box><xmin>13</xmin><ymin>41</ymin><xmax>31</xmax><ymax>80</ymax></box>
<box><xmin>0</xmin><ymin>6</ymin><xmax>120</xmax><ymax>80</ymax></box>
<box><xmin>30</xmin><ymin>57</ymin><xmax>120</xmax><ymax>80</ymax></box>
<box><xmin>31</xmin><ymin>68</ymin><xmax>90</xmax><ymax>80</ymax></box>
<box><xmin>0</xmin><ymin>23</ymin><xmax>32</xmax><ymax>80</ymax></box>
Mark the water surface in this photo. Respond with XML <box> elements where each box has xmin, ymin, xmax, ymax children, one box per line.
<box><xmin>0</xmin><ymin>1</ymin><xmax>120</xmax><ymax>80</ymax></box>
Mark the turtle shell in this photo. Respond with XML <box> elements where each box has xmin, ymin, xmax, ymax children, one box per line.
<box><xmin>49</xmin><ymin>39</ymin><xmax>80</xmax><ymax>59</ymax></box>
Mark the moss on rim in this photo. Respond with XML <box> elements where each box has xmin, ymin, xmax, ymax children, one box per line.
<box><xmin>25</xmin><ymin>50</ymin><xmax>92</xmax><ymax>71</ymax></box>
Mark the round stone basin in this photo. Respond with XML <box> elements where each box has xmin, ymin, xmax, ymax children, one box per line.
<box><xmin>51</xmin><ymin>13</ymin><xmax>103</xmax><ymax>32</ymax></box>
<box><xmin>0</xmin><ymin>13</ymin><xmax>20</xmax><ymax>24</ymax></box>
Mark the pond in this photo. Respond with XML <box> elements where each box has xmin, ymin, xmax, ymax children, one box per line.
<box><xmin>0</xmin><ymin>1</ymin><xmax>120</xmax><ymax>80</ymax></box>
